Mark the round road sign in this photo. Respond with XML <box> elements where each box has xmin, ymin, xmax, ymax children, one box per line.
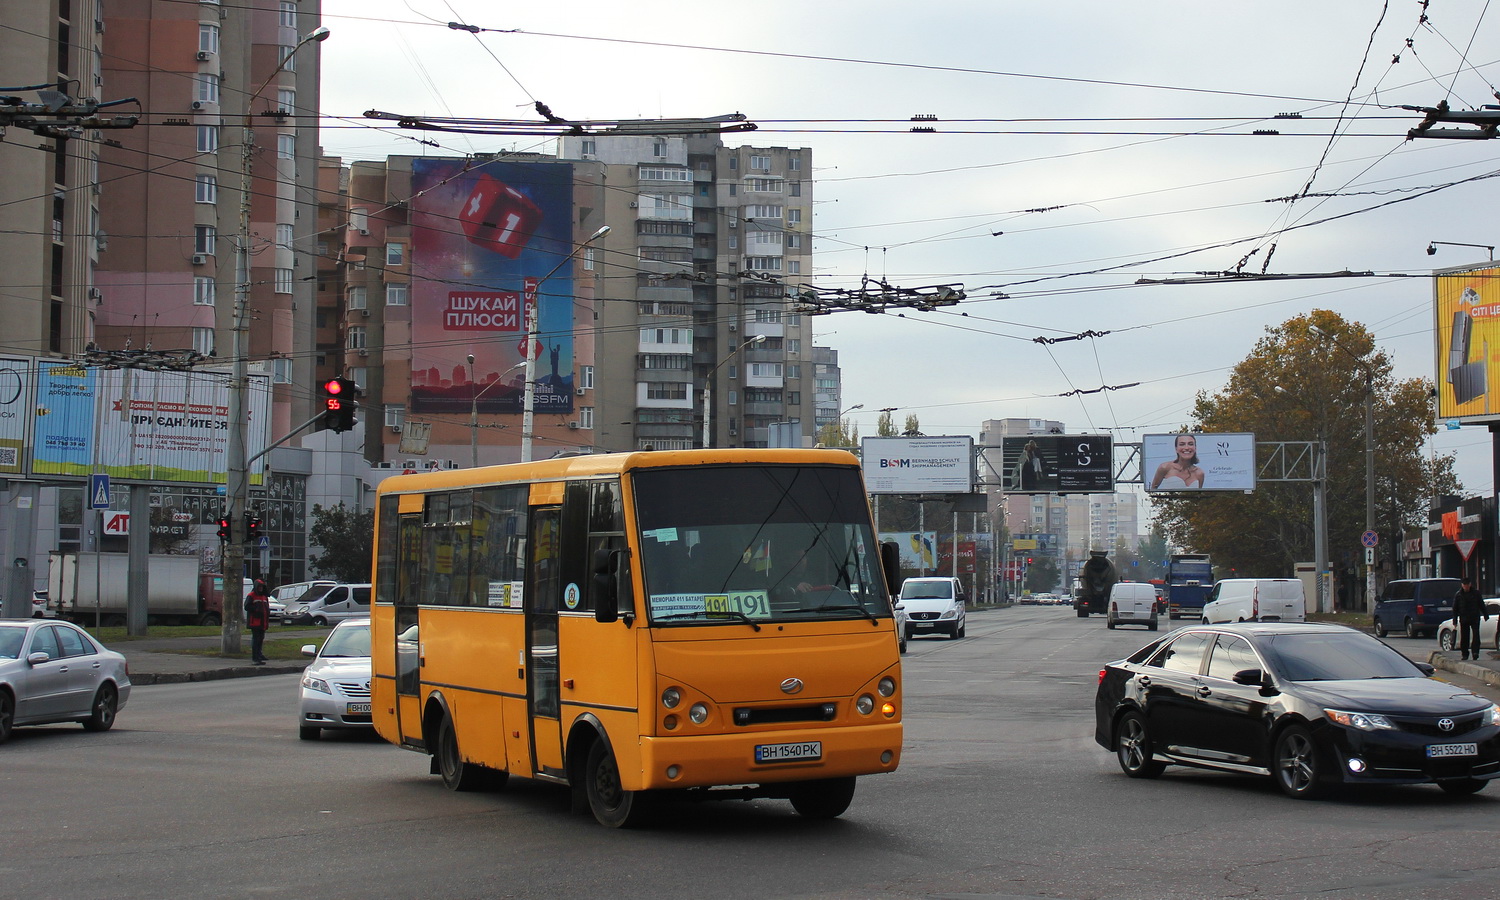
<box><xmin>1360</xmin><ymin>530</ymin><xmax>1378</xmax><ymax>548</ymax></box>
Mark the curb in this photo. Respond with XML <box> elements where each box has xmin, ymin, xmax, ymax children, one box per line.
<box><xmin>130</xmin><ymin>664</ymin><xmax>307</xmax><ymax>685</ymax></box>
<box><xmin>1427</xmin><ymin>651</ymin><xmax>1500</xmax><ymax>688</ymax></box>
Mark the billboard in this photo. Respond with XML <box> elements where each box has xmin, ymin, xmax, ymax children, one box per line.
<box><xmin>999</xmin><ymin>435</ymin><xmax>1113</xmax><ymax>493</ymax></box>
<box><xmin>1142</xmin><ymin>432</ymin><xmax>1256</xmax><ymax>492</ymax></box>
<box><xmin>880</xmin><ymin>532</ymin><xmax>938</xmax><ymax>569</ymax></box>
<box><xmin>861</xmin><ymin>436</ymin><xmax>974</xmax><ymax>494</ymax></box>
<box><xmin>409</xmin><ymin>158</ymin><xmax>576</xmax><ymax>416</ymax></box>
<box><xmin>1435</xmin><ymin>265</ymin><xmax>1500</xmax><ymax>423</ymax></box>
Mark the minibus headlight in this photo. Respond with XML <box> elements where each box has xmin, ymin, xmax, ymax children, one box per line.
<box><xmin>856</xmin><ymin>694</ymin><xmax>875</xmax><ymax>715</ymax></box>
<box><xmin>877</xmin><ymin>676</ymin><xmax>896</xmax><ymax>697</ymax></box>
<box><xmin>661</xmin><ymin>687</ymin><xmax>681</xmax><ymax>709</ymax></box>
<box><xmin>689</xmin><ymin>703</ymin><xmax>709</xmax><ymax>725</ymax></box>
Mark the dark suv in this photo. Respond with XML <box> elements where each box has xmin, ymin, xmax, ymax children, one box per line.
<box><xmin>1373</xmin><ymin>578</ymin><xmax>1460</xmax><ymax>639</ymax></box>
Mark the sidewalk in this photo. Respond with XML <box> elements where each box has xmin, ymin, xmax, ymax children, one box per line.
<box><xmin>121</xmin><ymin>630</ymin><xmax>322</xmax><ymax>685</ymax></box>
<box><xmin>1425</xmin><ymin>647</ymin><xmax>1500</xmax><ymax>690</ymax></box>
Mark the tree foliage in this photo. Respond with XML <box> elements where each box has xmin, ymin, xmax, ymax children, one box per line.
<box><xmin>1024</xmin><ymin>555</ymin><xmax>1060</xmax><ymax>593</ymax></box>
<box><xmin>1135</xmin><ymin>525</ymin><xmax>1170</xmax><ymax>581</ymax></box>
<box><xmin>307</xmin><ymin>503</ymin><xmax>375</xmax><ymax>583</ymax></box>
<box><xmin>1151</xmin><ymin>310</ymin><xmax>1459</xmax><ymax>578</ymax></box>
<box><xmin>877</xmin><ymin>410</ymin><xmax>899</xmax><ymax>436</ymax></box>
<box><xmin>816</xmin><ymin>417</ymin><xmax>859</xmax><ymax>448</ymax></box>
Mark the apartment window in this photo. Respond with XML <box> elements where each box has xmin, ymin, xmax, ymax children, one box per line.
<box><xmin>750</xmin><ymin>231</ymin><xmax>782</xmax><ymax>247</ymax></box>
<box><xmin>639</xmin><ymin>248</ymin><xmax>691</xmax><ymax>263</ymax></box>
<box><xmin>652</xmin><ymin>141</ymin><xmax>666</xmax><ymax>158</ymax></box>
<box><xmin>193</xmin><ymin>276</ymin><xmax>216</xmax><ymax>306</ymax></box>
<box><xmin>788</xmin><ymin>391</ymin><xmax>801</xmax><ymax>404</ymax></box>
<box><xmin>786</xmin><ymin>234</ymin><xmax>801</xmax><ymax>249</ymax></box>
<box><xmin>639</xmin><ymin>166</ymin><xmax>690</xmax><ymax>181</ymax></box>
<box><xmin>580</xmin><ymin>139</ymin><xmax>596</xmax><ymax>155</ymax></box>
<box><xmin>728</xmin><ymin>234</ymin><xmax>738</xmax><ymax>250</ymax></box>
<box><xmin>640</xmin><ymin>327</ymin><xmax>690</xmax><ymax>345</ymax></box>
<box><xmin>277</xmin><ymin>133</ymin><xmax>295</xmax><ymax>159</ymax></box>
<box><xmin>195</xmin><ymin>174</ymin><xmax>216</xmax><ymax>203</ymax></box>
<box><xmin>746</xmin><ymin>178</ymin><xmax>783</xmax><ymax>193</ymax></box>
<box><xmin>646</xmin><ymin>383</ymin><xmax>688</xmax><ymax>400</ymax></box>
<box><xmin>199</xmin><ymin>24</ymin><xmax>220</xmax><ymax>54</ymax></box>
<box><xmin>348</xmin><ymin>286</ymin><xmax>367</xmax><ymax>309</ymax></box>
<box><xmin>754</xmin><ymin>308</ymin><xmax>782</xmax><ymax>324</ymax></box>
<box><xmin>748</xmin><ymin>363</ymin><xmax>783</xmax><ymax>378</ymax></box>
<box><xmin>385</xmin><ymin>405</ymin><xmax>405</xmax><ymax>428</ymax></box>
<box><xmin>641</xmin><ymin>193</ymin><xmax>692</xmax><ymax>220</ymax></box>
<box><xmin>193</xmin><ymin>328</ymin><xmax>215</xmax><ymax>356</ymax></box>
<box><xmin>786</xmin><ymin>364</ymin><xmax>801</xmax><ymax>379</ymax></box>
<box><xmin>194</xmin><ymin>225</ymin><xmax>215</xmax><ymax>255</ymax></box>
<box><xmin>196</xmin><ymin>125</ymin><xmax>218</xmax><ymax>153</ymax></box>
<box><xmin>350</xmin><ymin>207</ymin><xmax>368</xmax><ymax>234</ymax></box>
<box><xmin>277</xmin><ymin>88</ymin><xmax>295</xmax><ymax>114</ymax></box>
<box><xmin>728</xmin><ymin>157</ymin><xmax>738</xmax><ymax>170</ymax></box>
<box><xmin>347</xmin><ymin>326</ymin><xmax>367</xmax><ymax>349</ymax></box>
<box><xmin>744</xmin><ymin>257</ymin><xmax>782</xmax><ymax>271</ymax></box>
<box><xmin>750</xmin><ymin>155</ymin><xmax>771</xmax><ymax>171</ymax></box>
<box><xmin>196</xmin><ymin>73</ymin><xmax>219</xmax><ymax>104</ymax></box>
<box><xmin>746</xmin><ymin>205</ymin><xmax>782</xmax><ymax>219</ymax></box>
<box><xmin>789</xmin><ymin>156</ymin><xmax>801</xmax><ymax>171</ymax></box>
<box><xmin>578</xmin><ymin>406</ymin><xmax>594</xmax><ymax>429</ymax></box>
<box><xmin>787</xmin><ymin>338</ymin><xmax>801</xmax><ymax>353</ymax></box>
<box><xmin>639</xmin><ymin>354</ymin><xmax>692</xmax><ymax>370</ymax></box>
<box><xmin>787</xmin><ymin>208</ymin><xmax>803</xmax><ymax>225</ymax></box>
<box><xmin>583</xmin><ymin>247</ymin><xmax>596</xmax><ymax>271</ymax></box>
<box><xmin>385</xmin><ymin>242</ymin><xmax>404</xmax><ymax>266</ymax></box>
<box><xmin>789</xmin><ymin>181</ymin><xmax>802</xmax><ymax>198</ymax></box>
<box><xmin>581</xmin><ymin>365</ymin><xmax>594</xmax><ymax>389</ymax></box>
<box><xmin>273</xmin><ymin>358</ymin><xmax>292</xmax><ymax>384</ymax></box>
<box><xmin>274</xmin><ymin>268</ymin><xmax>293</xmax><ymax>294</ymax></box>
<box><xmin>279</xmin><ymin>1</ymin><xmax>297</xmax><ymax>27</ymax></box>
<box><xmin>788</xmin><ymin>261</ymin><xmax>801</xmax><ymax>275</ymax></box>
<box><xmin>278</xmin><ymin>45</ymin><xmax>297</xmax><ymax>71</ymax></box>
<box><xmin>385</xmin><ymin>284</ymin><xmax>408</xmax><ymax>306</ymax></box>
<box><xmin>276</xmin><ymin>223</ymin><xmax>293</xmax><ymax>249</ymax></box>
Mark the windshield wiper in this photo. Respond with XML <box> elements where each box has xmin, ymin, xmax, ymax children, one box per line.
<box><xmin>654</xmin><ymin>611</ymin><xmax>761</xmax><ymax>631</ymax></box>
<box><xmin>807</xmin><ymin>603</ymin><xmax>878</xmax><ymax>624</ymax></box>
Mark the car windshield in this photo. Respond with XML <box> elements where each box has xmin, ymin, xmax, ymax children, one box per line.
<box><xmin>297</xmin><ymin>585</ymin><xmax>335</xmax><ymax>605</ymax></box>
<box><xmin>0</xmin><ymin>625</ymin><xmax>24</xmax><ymax>659</ymax></box>
<box><xmin>902</xmin><ymin>583</ymin><xmax>953</xmax><ymax>600</ymax></box>
<box><xmin>634</xmin><ymin>464</ymin><xmax>891</xmax><ymax>627</ymax></box>
<box><xmin>320</xmin><ymin>623</ymin><xmax>370</xmax><ymax>658</ymax></box>
<box><xmin>1259</xmin><ymin>631</ymin><xmax>1421</xmax><ymax>681</ymax></box>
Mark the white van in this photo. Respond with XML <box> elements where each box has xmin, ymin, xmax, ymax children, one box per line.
<box><xmin>268</xmin><ymin>580</ymin><xmax>335</xmax><ymax>624</ymax></box>
<box><xmin>1202</xmin><ymin>578</ymin><xmax>1305</xmax><ymax>624</ymax></box>
<box><xmin>284</xmin><ymin>583</ymin><xmax>371</xmax><ymax>626</ymax></box>
<box><xmin>897</xmin><ymin>576</ymin><xmax>967</xmax><ymax>640</ymax></box>
<box><xmin>1107</xmin><ymin>582</ymin><xmax>1159</xmax><ymax>630</ymax></box>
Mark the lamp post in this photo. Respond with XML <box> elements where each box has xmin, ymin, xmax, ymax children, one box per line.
<box><xmin>703</xmin><ymin>334</ymin><xmax>766</xmax><ymax>448</ymax></box>
<box><xmin>521</xmin><ymin>225</ymin><xmax>609</xmax><ymax>463</ymax></box>
<box><xmin>222</xmin><ymin>25</ymin><xmax>329</xmax><ymax>654</ymax></box>
<box><xmin>1426</xmin><ymin>240</ymin><xmax>1495</xmax><ymax>259</ymax></box>
<box><xmin>1274</xmin><ymin>385</ymin><xmax>1332</xmax><ymax>613</ymax></box>
<box><xmin>1310</xmin><ymin>324</ymin><xmax>1376</xmax><ymax>610</ymax></box>
<box><xmin>470</xmin><ymin>357</ymin><xmax>525</xmax><ymax>467</ymax></box>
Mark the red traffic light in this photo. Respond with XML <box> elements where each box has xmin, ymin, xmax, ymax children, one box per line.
<box><xmin>324</xmin><ymin>378</ymin><xmax>345</xmax><ymax>396</ymax></box>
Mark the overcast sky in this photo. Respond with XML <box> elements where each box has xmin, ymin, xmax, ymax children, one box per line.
<box><xmin>318</xmin><ymin>1</ymin><xmax>1500</xmax><ymax>511</ymax></box>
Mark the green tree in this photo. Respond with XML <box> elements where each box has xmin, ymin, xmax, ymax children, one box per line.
<box><xmin>877</xmin><ymin>410</ymin><xmax>899</xmax><ymax>436</ymax></box>
<box><xmin>903</xmin><ymin>414</ymin><xmax>922</xmax><ymax>436</ymax></box>
<box><xmin>307</xmin><ymin>503</ymin><xmax>374</xmax><ymax>583</ymax></box>
<box><xmin>1136</xmin><ymin>525</ymin><xmax>1170</xmax><ymax>581</ymax></box>
<box><xmin>816</xmin><ymin>417</ymin><xmax>859</xmax><ymax>448</ymax></box>
<box><xmin>1024</xmin><ymin>556</ymin><xmax>1060</xmax><ymax>593</ymax></box>
<box><xmin>1151</xmin><ymin>310</ymin><xmax>1460</xmax><ymax>578</ymax></box>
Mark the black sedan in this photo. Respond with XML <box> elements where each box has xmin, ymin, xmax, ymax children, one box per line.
<box><xmin>1094</xmin><ymin>623</ymin><xmax>1500</xmax><ymax>799</ymax></box>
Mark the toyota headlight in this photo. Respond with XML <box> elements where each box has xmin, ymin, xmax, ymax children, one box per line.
<box><xmin>1325</xmin><ymin>709</ymin><xmax>1395</xmax><ymax>731</ymax></box>
<box><xmin>1487</xmin><ymin>704</ymin><xmax>1500</xmax><ymax>727</ymax></box>
<box><xmin>301</xmin><ymin>673</ymin><xmax>331</xmax><ymax>694</ymax></box>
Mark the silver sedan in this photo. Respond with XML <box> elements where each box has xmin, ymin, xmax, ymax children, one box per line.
<box><xmin>0</xmin><ymin>617</ymin><xmax>131</xmax><ymax>743</ymax></box>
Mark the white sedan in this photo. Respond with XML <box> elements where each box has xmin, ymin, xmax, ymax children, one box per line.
<box><xmin>1436</xmin><ymin>600</ymin><xmax>1500</xmax><ymax>653</ymax></box>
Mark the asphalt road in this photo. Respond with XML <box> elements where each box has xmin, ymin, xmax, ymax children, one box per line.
<box><xmin>5</xmin><ymin>605</ymin><xmax>1500</xmax><ymax>900</ymax></box>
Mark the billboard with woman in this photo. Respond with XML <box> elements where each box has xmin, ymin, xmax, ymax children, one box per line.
<box><xmin>1142</xmin><ymin>432</ymin><xmax>1255</xmax><ymax>492</ymax></box>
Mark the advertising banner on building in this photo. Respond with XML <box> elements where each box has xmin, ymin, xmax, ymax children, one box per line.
<box><xmin>937</xmin><ymin>540</ymin><xmax>977</xmax><ymax>575</ymax></box>
<box><xmin>1000</xmin><ymin>435</ymin><xmax>1114</xmax><ymax>493</ymax></box>
<box><xmin>861</xmin><ymin>436</ymin><xmax>974</xmax><ymax>494</ymax></box>
<box><xmin>1142</xmin><ymin>432</ymin><xmax>1256</xmax><ymax>492</ymax></box>
<box><xmin>408</xmin><ymin>158</ymin><xmax>576</xmax><ymax>415</ymax></box>
<box><xmin>1435</xmin><ymin>265</ymin><xmax>1500</xmax><ymax>423</ymax></box>
<box><xmin>0</xmin><ymin>356</ymin><xmax>33</xmax><ymax>475</ymax></box>
<box><xmin>31</xmin><ymin>362</ymin><xmax>270</xmax><ymax>486</ymax></box>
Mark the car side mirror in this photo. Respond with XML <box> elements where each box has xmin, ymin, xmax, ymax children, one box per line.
<box><xmin>301</xmin><ymin>644</ymin><xmax>317</xmax><ymax>658</ymax></box>
<box><xmin>26</xmin><ymin>651</ymin><xmax>50</xmax><ymax>666</ymax></box>
<box><xmin>1231</xmin><ymin>668</ymin><xmax>1263</xmax><ymax>686</ymax></box>
<box><xmin>1415</xmin><ymin>662</ymin><xmax>1436</xmax><ymax>677</ymax></box>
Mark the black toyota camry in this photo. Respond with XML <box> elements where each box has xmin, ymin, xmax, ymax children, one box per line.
<box><xmin>1094</xmin><ymin>622</ymin><xmax>1500</xmax><ymax>798</ymax></box>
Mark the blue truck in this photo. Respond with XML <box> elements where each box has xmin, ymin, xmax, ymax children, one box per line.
<box><xmin>1166</xmin><ymin>553</ymin><xmax>1213</xmax><ymax>620</ymax></box>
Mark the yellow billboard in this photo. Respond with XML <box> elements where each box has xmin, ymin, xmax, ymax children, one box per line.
<box><xmin>1436</xmin><ymin>265</ymin><xmax>1500</xmax><ymax>423</ymax></box>
<box><xmin>1012</xmin><ymin>539</ymin><xmax>1038</xmax><ymax>551</ymax></box>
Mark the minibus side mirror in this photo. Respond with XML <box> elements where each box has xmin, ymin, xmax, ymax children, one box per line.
<box><xmin>880</xmin><ymin>541</ymin><xmax>900</xmax><ymax>602</ymax></box>
<box><xmin>594</xmin><ymin>548</ymin><xmax>631</xmax><ymax>624</ymax></box>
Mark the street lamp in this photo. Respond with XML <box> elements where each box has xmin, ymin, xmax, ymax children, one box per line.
<box><xmin>703</xmin><ymin>334</ymin><xmax>766</xmax><ymax>448</ymax></box>
<box><xmin>222</xmin><ymin>25</ymin><xmax>329</xmax><ymax>654</ymax></box>
<box><xmin>1310</xmin><ymin>324</ymin><xmax>1376</xmax><ymax>610</ymax></box>
<box><xmin>470</xmin><ymin>357</ymin><xmax>525</xmax><ymax>467</ymax></box>
<box><xmin>521</xmin><ymin>225</ymin><xmax>609</xmax><ymax>462</ymax></box>
<box><xmin>1427</xmin><ymin>240</ymin><xmax>1495</xmax><ymax>258</ymax></box>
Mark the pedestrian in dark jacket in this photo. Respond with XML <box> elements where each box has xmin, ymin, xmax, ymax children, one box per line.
<box><xmin>1453</xmin><ymin>578</ymin><xmax>1488</xmax><ymax>661</ymax></box>
<box><xmin>245</xmin><ymin>579</ymin><xmax>271</xmax><ymax>665</ymax></box>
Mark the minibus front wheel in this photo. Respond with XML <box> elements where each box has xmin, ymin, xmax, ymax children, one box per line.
<box><xmin>585</xmin><ymin>739</ymin><xmax>651</xmax><ymax>828</ymax></box>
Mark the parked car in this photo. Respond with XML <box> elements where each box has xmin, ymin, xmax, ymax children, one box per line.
<box><xmin>1106</xmin><ymin>582</ymin><xmax>1158</xmax><ymax>630</ymax></box>
<box><xmin>1437</xmin><ymin>600</ymin><xmax>1500</xmax><ymax>653</ymax></box>
<box><xmin>282</xmin><ymin>583</ymin><xmax>371</xmax><ymax>626</ymax></box>
<box><xmin>31</xmin><ymin>591</ymin><xmax>51</xmax><ymax>619</ymax></box>
<box><xmin>0</xmin><ymin>617</ymin><xmax>131</xmax><ymax>743</ymax></box>
<box><xmin>897</xmin><ymin>576</ymin><xmax>967</xmax><ymax>640</ymax></box>
<box><xmin>1373</xmin><ymin>578</ymin><xmax>1460</xmax><ymax>639</ymax></box>
<box><xmin>270</xmin><ymin>580</ymin><xmax>334</xmax><ymax>624</ymax></box>
<box><xmin>1095</xmin><ymin>622</ymin><xmax>1500</xmax><ymax>798</ymax></box>
<box><xmin>1202</xmin><ymin>578</ymin><xmax>1306</xmax><ymax>625</ymax></box>
<box><xmin>297</xmin><ymin>617</ymin><xmax>372</xmax><ymax>740</ymax></box>
<box><xmin>892</xmin><ymin>596</ymin><xmax>908</xmax><ymax>654</ymax></box>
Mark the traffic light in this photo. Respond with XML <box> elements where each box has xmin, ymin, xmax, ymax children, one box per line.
<box><xmin>322</xmin><ymin>376</ymin><xmax>357</xmax><ymax>432</ymax></box>
<box><xmin>217</xmin><ymin>516</ymin><xmax>231</xmax><ymax>541</ymax></box>
<box><xmin>245</xmin><ymin>513</ymin><xmax>262</xmax><ymax>541</ymax></box>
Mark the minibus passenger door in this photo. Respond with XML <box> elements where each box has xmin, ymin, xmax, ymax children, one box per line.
<box><xmin>527</xmin><ymin>506</ymin><xmax>565</xmax><ymax>777</ymax></box>
<box><xmin>395</xmin><ymin>514</ymin><xmax>424</xmax><ymax>749</ymax></box>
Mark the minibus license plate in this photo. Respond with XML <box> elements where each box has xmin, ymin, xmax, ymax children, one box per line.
<box><xmin>346</xmin><ymin>702</ymin><xmax>372</xmax><ymax>715</ymax></box>
<box><xmin>755</xmin><ymin>741</ymin><xmax>821</xmax><ymax>763</ymax></box>
<box><xmin>1427</xmin><ymin>742</ymin><xmax>1477</xmax><ymax>758</ymax></box>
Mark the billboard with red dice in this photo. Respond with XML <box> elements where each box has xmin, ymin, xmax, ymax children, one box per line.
<box><xmin>409</xmin><ymin>159</ymin><xmax>575</xmax><ymax>415</ymax></box>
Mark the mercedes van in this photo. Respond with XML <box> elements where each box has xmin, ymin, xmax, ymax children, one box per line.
<box><xmin>1201</xmin><ymin>578</ymin><xmax>1305</xmax><ymax>624</ymax></box>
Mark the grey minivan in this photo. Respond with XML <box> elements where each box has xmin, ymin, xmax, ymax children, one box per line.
<box><xmin>283</xmin><ymin>583</ymin><xmax>371</xmax><ymax>626</ymax></box>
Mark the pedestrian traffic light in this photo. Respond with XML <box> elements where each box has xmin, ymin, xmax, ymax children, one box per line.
<box><xmin>322</xmin><ymin>376</ymin><xmax>357</xmax><ymax>432</ymax></box>
<box><xmin>217</xmin><ymin>516</ymin><xmax>231</xmax><ymax>541</ymax></box>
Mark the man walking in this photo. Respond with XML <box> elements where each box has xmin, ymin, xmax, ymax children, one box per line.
<box><xmin>1453</xmin><ymin>577</ymin><xmax>1488</xmax><ymax>662</ymax></box>
<box><xmin>246</xmin><ymin>579</ymin><xmax>271</xmax><ymax>665</ymax></box>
